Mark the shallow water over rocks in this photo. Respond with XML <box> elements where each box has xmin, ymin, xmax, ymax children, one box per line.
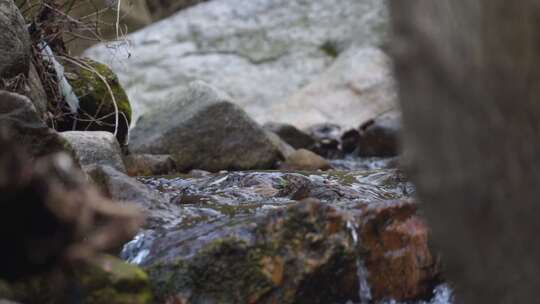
<box><xmin>120</xmin><ymin>160</ymin><xmax>451</xmax><ymax>304</ymax></box>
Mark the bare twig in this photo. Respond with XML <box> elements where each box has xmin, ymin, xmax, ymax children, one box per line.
<box><xmin>59</xmin><ymin>56</ymin><xmax>120</xmax><ymax>137</ymax></box>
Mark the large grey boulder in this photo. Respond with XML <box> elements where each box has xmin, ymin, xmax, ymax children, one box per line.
<box><xmin>130</xmin><ymin>81</ymin><xmax>282</xmax><ymax>172</ymax></box>
<box><xmin>86</xmin><ymin>0</ymin><xmax>390</xmax><ymax>127</ymax></box>
<box><xmin>0</xmin><ymin>91</ymin><xmax>68</xmax><ymax>157</ymax></box>
<box><xmin>60</xmin><ymin>131</ymin><xmax>127</xmax><ymax>173</ymax></box>
<box><xmin>392</xmin><ymin>1</ymin><xmax>540</xmax><ymax>302</ymax></box>
<box><xmin>268</xmin><ymin>46</ymin><xmax>397</xmax><ymax>128</ymax></box>
<box><xmin>0</xmin><ymin>0</ymin><xmax>30</xmax><ymax>78</ymax></box>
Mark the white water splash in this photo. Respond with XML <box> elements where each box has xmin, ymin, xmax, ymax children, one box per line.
<box><xmin>378</xmin><ymin>284</ymin><xmax>454</xmax><ymax>304</ymax></box>
<box><xmin>121</xmin><ymin>231</ymin><xmax>153</xmax><ymax>265</ymax></box>
<box><xmin>209</xmin><ymin>175</ymin><xmax>229</xmax><ymax>186</ymax></box>
<box><xmin>131</xmin><ymin>249</ymin><xmax>150</xmax><ymax>265</ymax></box>
<box><xmin>356</xmin><ymin>258</ymin><xmax>373</xmax><ymax>304</ymax></box>
<box><xmin>347</xmin><ymin>220</ymin><xmax>359</xmax><ymax>244</ymax></box>
<box><xmin>347</xmin><ymin>219</ymin><xmax>373</xmax><ymax>304</ymax></box>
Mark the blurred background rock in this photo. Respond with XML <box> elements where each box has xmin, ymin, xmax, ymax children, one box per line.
<box><xmin>15</xmin><ymin>0</ymin><xmax>207</xmax><ymax>55</ymax></box>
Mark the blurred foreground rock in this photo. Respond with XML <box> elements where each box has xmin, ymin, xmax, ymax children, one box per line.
<box><xmin>0</xmin><ymin>91</ymin><xmax>69</xmax><ymax>158</ymax></box>
<box><xmin>0</xmin><ymin>132</ymin><xmax>144</xmax><ymax>302</ymax></box>
<box><xmin>1</xmin><ymin>254</ymin><xmax>151</xmax><ymax>304</ymax></box>
<box><xmin>0</xmin><ymin>0</ymin><xmax>29</xmax><ymax>78</ymax></box>
<box><xmin>392</xmin><ymin>0</ymin><xmax>540</xmax><ymax>302</ymax></box>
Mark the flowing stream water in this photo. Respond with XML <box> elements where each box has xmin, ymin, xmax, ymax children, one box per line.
<box><xmin>121</xmin><ymin>158</ymin><xmax>453</xmax><ymax>304</ymax></box>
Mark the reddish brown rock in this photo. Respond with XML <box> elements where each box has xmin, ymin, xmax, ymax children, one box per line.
<box><xmin>358</xmin><ymin>200</ymin><xmax>440</xmax><ymax>301</ymax></box>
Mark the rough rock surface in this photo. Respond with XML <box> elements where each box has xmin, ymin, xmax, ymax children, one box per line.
<box><xmin>120</xmin><ymin>169</ymin><xmax>443</xmax><ymax>303</ymax></box>
<box><xmin>0</xmin><ymin>91</ymin><xmax>69</xmax><ymax>158</ymax></box>
<box><xmin>359</xmin><ymin>200</ymin><xmax>440</xmax><ymax>300</ymax></box>
<box><xmin>86</xmin><ymin>0</ymin><xmax>391</xmax><ymax>127</ymax></box>
<box><xmin>146</xmin><ymin>201</ymin><xmax>361</xmax><ymax>304</ymax></box>
<box><xmin>133</xmin><ymin>197</ymin><xmax>437</xmax><ymax>303</ymax></box>
<box><xmin>60</xmin><ymin>131</ymin><xmax>127</xmax><ymax>173</ymax></box>
<box><xmin>130</xmin><ymin>81</ymin><xmax>281</xmax><ymax>172</ymax></box>
<box><xmin>124</xmin><ymin>154</ymin><xmax>177</xmax><ymax>176</ymax></box>
<box><xmin>0</xmin><ymin>0</ymin><xmax>30</xmax><ymax>78</ymax></box>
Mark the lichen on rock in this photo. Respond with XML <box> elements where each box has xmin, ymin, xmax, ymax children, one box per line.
<box><xmin>0</xmin><ymin>255</ymin><xmax>153</xmax><ymax>304</ymax></box>
<box><xmin>75</xmin><ymin>255</ymin><xmax>153</xmax><ymax>304</ymax></box>
<box><xmin>58</xmin><ymin>57</ymin><xmax>132</xmax><ymax>146</ymax></box>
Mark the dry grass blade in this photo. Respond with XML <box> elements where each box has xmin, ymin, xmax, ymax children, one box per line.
<box><xmin>59</xmin><ymin>55</ymin><xmax>120</xmax><ymax>137</ymax></box>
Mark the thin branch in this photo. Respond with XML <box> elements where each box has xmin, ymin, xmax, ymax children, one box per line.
<box><xmin>59</xmin><ymin>56</ymin><xmax>120</xmax><ymax>137</ymax></box>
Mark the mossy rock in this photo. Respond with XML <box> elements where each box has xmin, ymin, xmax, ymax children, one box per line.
<box><xmin>76</xmin><ymin>255</ymin><xmax>153</xmax><ymax>304</ymax></box>
<box><xmin>0</xmin><ymin>255</ymin><xmax>152</xmax><ymax>304</ymax></box>
<box><xmin>144</xmin><ymin>202</ymin><xmax>360</xmax><ymax>304</ymax></box>
<box><xmin>59</xmin><ymin>57</ymin><xmax>132</xmax><ymax>146</ymax></box>
<box><xmin>147</xmin><ymin>238</ymin><xmax>276</xmax><ymax>303</ymax></box>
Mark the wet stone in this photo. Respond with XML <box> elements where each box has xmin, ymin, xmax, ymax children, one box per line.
<box><xmin>120</xmin><ymin>167</ymin><xmax>442</xmax><ymax>303</ymax></box>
